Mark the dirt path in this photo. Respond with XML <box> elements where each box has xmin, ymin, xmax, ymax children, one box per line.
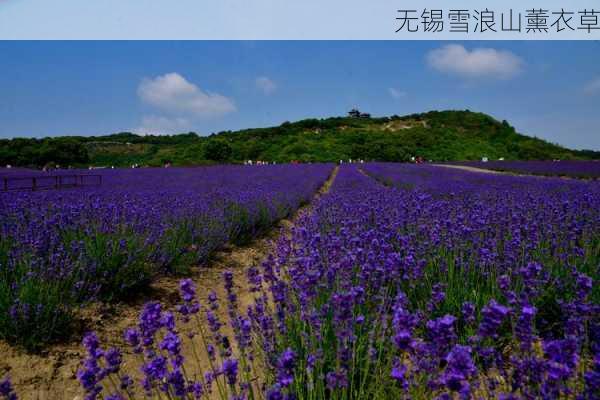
<box><xmin>431</xmin><ymin>164</ymin><xmax>504</xmax><ymax>174</ymax></box>
<box><xmin>1</xmin><ymin>166</ymin><xmax>339</xmax><ymax>400</ymax></box>
<box><xmin>433</xmin><ymin>164</ymin><xmax>589</xmax><ymax>181</ymax></box>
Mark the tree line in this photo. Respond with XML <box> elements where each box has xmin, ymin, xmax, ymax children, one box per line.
<box><xmin>1</xmin><ymin>111</ymin><xmax>598</xmax><ymax>168</ymax></box>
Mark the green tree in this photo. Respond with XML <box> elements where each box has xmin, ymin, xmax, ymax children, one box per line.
<box><xmin>204</xmin><ymin>140</ymin><xmax>232</xmax><ymax>162</ymax></box>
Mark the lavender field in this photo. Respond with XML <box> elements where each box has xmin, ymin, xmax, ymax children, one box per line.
<box><xmin>0</xmin><ymin>165</ymin><xmax>332</xmax><ymax>349</ymax></box>
<box><xmin>1</xmin><ymin>163</ymin><xmax>599</xmax><ymax>399</ymax></box>
<box><xmin>448</xmin><ymin>160</ymin><xmax>600</xmax><ymax>179</ymax></box>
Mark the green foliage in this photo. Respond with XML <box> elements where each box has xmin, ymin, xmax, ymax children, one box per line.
<box><xmin>0</xmin><ymin>137</ymin><xmax>90</xmax><ymax>167</ymax></box>
<box><xmin>61</xmin><ymin>227</ymin><xmax>155</xmax><ymax>301</ymax></box>
<box><xmin>0</xmin><ymin>237</ymin><xmax>76</xmax><ymax>351</ymax></box>
<box><xmin>1</xmin><ymin>110</ymin><xmax>597</xmax><ymax>167</ymax></box>
<box><xmin>204</xmin><ymin>140</ymin><xmax>233</xmax><ymax>162</ymax></box>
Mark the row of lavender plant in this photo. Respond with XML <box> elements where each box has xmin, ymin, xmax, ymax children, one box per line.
<box><xmin>447</xmin><ymin>160</ymin><xmax>600</xmax><ymax>179</ymax></box>
<box><xmin>0</xmin><ymin>165</ymin><xmax>332</xmax><ymax>349</ymax></box>
<box><xmin>39</xmin><ymin>162</ymin><xmax>597</xmax><ymax>400</ymax></box>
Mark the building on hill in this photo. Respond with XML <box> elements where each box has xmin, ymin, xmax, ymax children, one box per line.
<box><xmin>348</xmin><ymin>109</ymin><xmax>361</xmax><ymax>118</ymax></box>
<box><xmin>348</xmin><ymin>109</ymin><xmax>371</xmax><ymax>119</ymax></box>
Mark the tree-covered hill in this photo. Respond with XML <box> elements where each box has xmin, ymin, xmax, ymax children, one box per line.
<box><xmin>1</xmin><ymin>110</ymin><xmax>598</xmax><ymax>168</ymax></box>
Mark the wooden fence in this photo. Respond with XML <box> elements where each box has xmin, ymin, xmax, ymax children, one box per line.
<box><xmin>1</xmin><ymin>174</ymin><xmax>102</xmax><ymax>191</ymax></box>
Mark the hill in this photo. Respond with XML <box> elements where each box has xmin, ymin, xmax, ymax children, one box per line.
<box><xmin>1</xmin><ymin>110</ymin><xmax>598</xmax><ymax>168</ymax></box>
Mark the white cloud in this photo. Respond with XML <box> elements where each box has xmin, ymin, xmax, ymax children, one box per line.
<box><xmin>426</xmin><ymin>44</ymin><xmax>523</xmax><ymax>80</ymax></box>
<box><xmin>388</xmin><ymin>88</ymin><xmax>407</xmax><ymax>99</ymax></box>
<box><xmin>134</xmin><ymin>115</ymin><xmax>191</xmax><ymax>136</ymax></box>
<box><xmin>583</xmin><ymin>77</ymin><xmax>600</xmax><ymax>95</ymax></box>
<box><xmin>255</xmin><ymin>76</ymin><xmax>277</xmax><ymax>95</ymax></box>
<box><xmin>138</xmin><ymin>72</ymin><xmax>236</xmax><ymax>117</ymax></box>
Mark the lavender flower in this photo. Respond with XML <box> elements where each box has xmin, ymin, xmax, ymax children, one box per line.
<box><xmin>276</xmin><ymin>348</ymin><xmax>297</xmax><ymax>387</ymax></box>
<box><xmin>478</xmin><ymin>300</ymin><xmax>510</xmax><ymax>339</ymax></box>
<box><xmin>0</xmin><ymin>376</ymin><xmax>17</xmax><ymax>400</ymax></box>
<box><xmin>440</xmin><ymin>344</ymin><xmax>476</xmax><ymax>397</ymax></box>
<box><xmin>461</xmin><ymin>302</ymin><xmax>476</xmax><ymax>325</ymax></box>
<box><xmin>103</xmin><ymin>347</ymin><xmax>122</xmax><ymax>374</ymax></box>
<box><xmin>515</xmin><ymin>305</ymin><xmax>536</xmax><ymax>352</ymax></box>
<box><xmin>222</xmin><ymin>358</ymin><xmax>239</xmax><ymax>386</ymax></box>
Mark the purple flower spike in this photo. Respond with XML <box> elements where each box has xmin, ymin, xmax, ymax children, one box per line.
<box><xmin>276</xmin><ymin>348</ymin><xmax>297</xmax><ymax>387</ymax></box>
<box><xmin>222</xmin><ymin>358</ymin><xmax>239</xmax><ymax>386</ymax></box>
<box><xmin>179</xmin><ymin>278</ymin><xmax>197</xmax><ymax>302</ymax></box>
<box><xmin>0</xmin><ymin>376</ymin><xmax>18</xmax><ymax>400</ymax></box>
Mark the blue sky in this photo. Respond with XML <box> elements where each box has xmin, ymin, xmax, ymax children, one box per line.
<box><xmin>0</xmin><ymin>41</ymin><xmax>599</xmax><ymax>150</ymax></box>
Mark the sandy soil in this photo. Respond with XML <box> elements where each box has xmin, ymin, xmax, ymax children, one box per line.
<box><xmin>1</xmin><ymin>166</ymin><xmax>339</xmax><ymax>400</ymax></box>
